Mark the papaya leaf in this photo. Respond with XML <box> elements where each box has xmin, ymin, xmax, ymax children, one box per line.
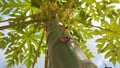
<box><xmin>31</xmin><ymin>0</ymin><xmax>41</xmax><ymax>8</ymax></box>
<box><xmin>0</xmin><ymin>17</ymin><xmax>3</xmax><ymax>21</ymax></box>
<box><xmin>101</xmin><ymin>43</ymin><xmax>114</xmax><ymax>53</ymax></box>
<box><xmin>110</xmin><ymin>57</ymin><xmax>116</xmax><ymax>65</ymax></box>
<box><xmin>105</xmin><ymin>51</ymin><xmax>113</xmax><ymax>59</ymax></box>
<box><xmin>117</xmin><ymin>56</ymin><xmax>120</xmax><ymax>63</ymax></box>
<box><xmin>96</xmin><ymin>38</ymin><xmax>106</xmax><ymax>43</ymax></box>
<box><xmin>96</xmin><ymin>44</ymin><xmax>104</xmax><ymax>49</ymax></box>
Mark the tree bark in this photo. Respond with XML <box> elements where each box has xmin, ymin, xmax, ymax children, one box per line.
<box><xmin>46</xmin><ymin>18</ymin><xmax>97</xmax><ymax>68</ymax></box>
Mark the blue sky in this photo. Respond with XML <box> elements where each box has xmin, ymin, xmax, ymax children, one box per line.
<box><xmin>87</xmin><ymin>36</ymin><xmax>120</xmax><ymax>68</ymax></box>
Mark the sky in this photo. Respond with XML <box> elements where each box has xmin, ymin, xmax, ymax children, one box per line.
<box><xmin>86</xmin><ymin>36</ymin><xmax>115</xmax><ymax>68</ymax></box>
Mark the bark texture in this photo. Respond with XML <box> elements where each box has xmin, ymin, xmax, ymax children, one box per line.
<box><xmin>47</xmin><ymin>18</ymin><xmax>97</xmax><ymax>68</ymax></box>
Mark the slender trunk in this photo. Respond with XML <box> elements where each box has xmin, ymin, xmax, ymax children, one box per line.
<box><xmin>44</xmin><ymin>50</ymin><xmax>48</xmax><ymax>68</ymax></box>
<box><xmin>46</xmin><ymin>18</ymin><xmax>97</xmax><ymax>68</ymax></box>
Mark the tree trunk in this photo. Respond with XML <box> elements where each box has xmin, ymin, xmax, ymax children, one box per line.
<box><xmin>46</xmin><ymin>18</ymin><xmax>97</xmax><ymax>68</ymax></box>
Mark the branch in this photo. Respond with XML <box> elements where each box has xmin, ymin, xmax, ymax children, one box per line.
<box><xmin>44</xmin><ymin>50</ymin><xmax>48</xmax><ymax>68</ymax></box>
<box><xmin>0</xmin><ymin>20</ymin><xmax>40</xmax><ymax>30</ymax></box>
<box><xmin>0</xmin><ymin>14</ymin><xmax>38</xmax><ymax>23</ymax></box>
<box><xmin>32</xmin><ymin>28</ymin><xmax>45</xmax><ymax>68</ymax></box>
<box><xmin>0</xmin><ymin>18</ymin><xmax>15</xmax><ymax>23</ymax></box>
<box><xmin>92</xmin><ymin>25</ymin><xmax>120</xmax><ymax>34</ymax></box>
<box><xmin>73</xmin><ymin>19</ymin><xmax>120</xmax><ymax>35</ymax></box>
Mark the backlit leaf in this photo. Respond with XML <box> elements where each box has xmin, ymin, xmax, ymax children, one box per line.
<box><xmin>0</xmin><ymin>17</ymin><xmax>2</xmax><ymax>21</ymax></box>
<box><xmin>105</xmin><ymin>51</ymin><xmax>112</xmax><ymax>59</ymax></box>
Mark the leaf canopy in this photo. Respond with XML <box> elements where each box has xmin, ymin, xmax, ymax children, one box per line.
<box><xmin>0</xmin><ymin>0</ymin><xmax>120</xmax><ymax>67</ymax></box>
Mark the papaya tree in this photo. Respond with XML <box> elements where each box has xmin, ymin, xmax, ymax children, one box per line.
<box><xmin>0</xmin><ymin>0</ymin><xmax>120</xmax><ymax>68</ymax></box>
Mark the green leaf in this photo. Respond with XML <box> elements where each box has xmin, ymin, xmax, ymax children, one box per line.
<box><xmin>0</xmin><ymin>32</ymin><xmax>4</xmax><ymax>42</ymax></box>
<box><xmin>81</xmin><ymin>45</ymin><xmax>87</xmax><ymax>50</ymax></box>
<box><xmin>97</xmin><ymin>49</ymin><xmax>102</xmax><ymax>53</ymax></box>
<box><xmin>24</xmin><ymin>58</ymin><xmax>32</xmax><ymax>68</ymax></box>
<box><xmin>1</xmin><ymin>0</ymin><xmax>120</xmax><ymax>67</ymax></box>
<box><xmin>31</xmin><ymin>38</ymin><xmax>39</xmax><ymax>46</ymax></box>
<box><xmin>19</xmin><ymin>55</ymin><xmax>23</xmax><ymax>63</ymax></box>
<box><xmin>0</xmin><ymin>17</ymin><xmax>3</xmax><ymax>21</ymax></box>
<box><xmin>96</xmin><ymin>44</ymin><xmax>104</xmax><ymax>49</ymax></box>
<box><xmin>2</xmin><ymin>8</ymin><xmax>12</xmax><ymax>15</ymax></box>
<box><xmin>15</xmin><ymin>57</ymin><xmax>19</xmax><ymax>65</ymax></box>
<box><xmin>83</xmin><ymin>48</ymin><xmax>94</xmax><ymax>58</ymax></box>
<box><xmin>0</xmin><ymin>32</ymin><xmax>4</xmax><ymax>36</ymax></box>
<box><xmin>7</xmin><ymin>59</ymin><xmax>14</xmax><ymax>67</ymax></box>
<box><xmin>5</xmin><ymin>49</ymin><xmax>12</xmax><ymax>54</ymax></box>
<box><xmin>101</xmin><ymin>42</ymin><xmax>115</xmax><ymax>53</ymax></box>
<box><xmin>96</xmin><ymin>38</ymin><xmax>105</xmax><ymax>43</ymax></box>
<box><xmin>117</xmin><ymin>54</ymin><xmax>120</xmax><ymax>63</ymax></box>
<box><xmin>5</xmin><ymin>54</ymin><xmax>14</xmax><ymax>59</ymax></box>
<box><xmin>31</xmin><ymin>0</ymin><xmax>41</xmax><ymax>8</ymax></box>
<box><xmin>84</xmin><ymin>49</ymin><xmax>90</xmax><ymax>54</ymax></box>
<box><xmin>105</xmin><ymin>51</ymin><xmax>112</xmax><ymax>59</ymax></box>
<box><xmin>72</xmin><ymin>29</ymin><xmax>82</xmax><ymax>41</ymax></box>
<box><xmin>107</xmin><ymin>6</ymin><xmax>115</xmax><ymax>10</ymax></box>
<box><xmin>15</xmin><ymin>0</ymin><xmax>22</xmax><ymax>4</ymax></box>
<box><xmin>101</xmin><ymin>46</ymin><xmax>110</xmax><ymax>53</ymax></box>
<box><xmin>110</xmin><ymin>57</ymin><xmax>116</xmax><ymax>65</ymax></box>
<box><xmin>88</xmin><ymin>52</ymin><xmax>94</xmax><ymax>58</ymax></box>
<box><xmin>106</xmin><ymin>43</ymin><xmax>115</xmax><ymax>50</ymax></box>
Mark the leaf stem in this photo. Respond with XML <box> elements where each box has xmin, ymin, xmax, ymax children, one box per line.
<box><xmin>73</xmin><ymin>19</ymin><xmax>120</xmax><ymax>34</ymax></box>
<box><xmin>44</xmin><ymin>50</ymin><xmax>48</xmax><ymax>68</ymax></box>
<box><xmin>32</xmin><ymin>28</ymin><xmax>45</xmax><ymax>68</ymax></box>
<box><xmin>0</xmin><ymin>20</ymin><xmax>40</xmax><ymax>30</ymax></box>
